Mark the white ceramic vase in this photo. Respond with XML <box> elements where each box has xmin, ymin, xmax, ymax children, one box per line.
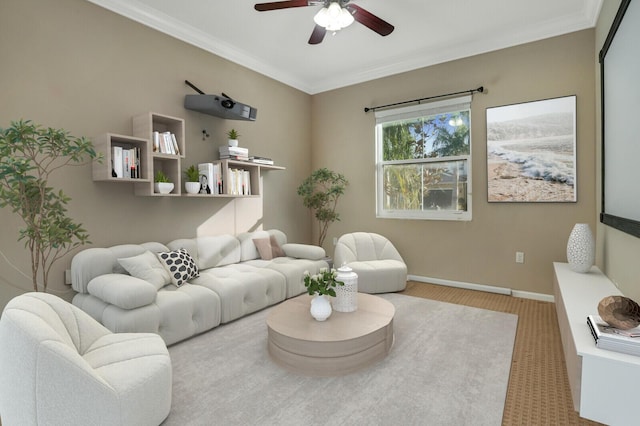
<box><xmin>566</xmin><ymin>223</ymin><xmax>595</xmax><ymax>273</ymax></box>
<box><xmin>310</xmin><ymin>295</ymin><xmax>332</xmax><ymax>321</ymax></box>
<box><xmin>333</xmin><ymin>266</ymin><xmax>358</xmax><ymax>313</ymax></box>
<box><xmin>228</xmin><ymin>139</ymin><xmax>239</xmax><ymax>147</ymax></box>
<box><xmin>184</xmin><ymin>181</ymin><xmax>200</xmax><ymax>194</ymax></box>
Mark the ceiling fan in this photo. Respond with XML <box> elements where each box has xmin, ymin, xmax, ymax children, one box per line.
<box><xmin>254</xmin><ymin>0</ymin><xmax>394</xmax><ymax>45</ymax></box>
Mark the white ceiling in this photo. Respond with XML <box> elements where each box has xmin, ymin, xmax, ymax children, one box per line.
<box><xmin>87</xmin><ymin>0</ymin><xmax>603</xmax><ymax>94</ymax></box>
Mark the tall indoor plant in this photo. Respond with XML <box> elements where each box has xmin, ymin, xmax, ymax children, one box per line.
<box><xmin>297</xmin><ymin>167</ymin><xmax>348</xmax><ymax>247</ymax></box>
<box><xmin>0</xmin><ymin>120</ymin><xmax>100</xmax><ymax>292</ymax></box>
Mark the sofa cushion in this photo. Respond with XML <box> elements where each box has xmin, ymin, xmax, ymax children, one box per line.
<box><xmin>155</xmin><ymin>284</ymin><xmax>222</xmax><ymax>345</ymax></box>
<box><xmin>118</xmin><ymin>251</ymin><xmax>171</xmax><ymax>290</ymax></box>
<box><xmin>157</xmin><ymin>248</ymin><xmax>199</xmax><ymax>287</ymax></box>
<box><xmin>344</xmin><ymin>259</ymin><xmax>407</xmax><ymax>293</ymax></box>
<box><xmin>194</xmin><ymin>264</ymin><xmax>286</xmax><ymax>323</ymax></box>
<box><xmin>169</xmin><ymin>235</ymin><xmax>241</xmax><ymax>270</ymax></box>
<box><xmin>270</xmin><ymin>235</ymin><xmax>286</xmax><ymax>257</ymax></box>
<box><xmin>87</xmin><ymin>274</ymin><xmax>157</xmax><ymax>310</ymax></box>
<box><xmin>253</xmin><ymin>235</ymin><xmax>286</xmax><ymax>260</ymax></box>
<box><xmin>238</xmin><ymin>230</ymin><xmax>270</xmax><ymax>261</ymax></box>
<box><xmin>282</xmin><ymin>243</ymin><xmax>325</xmax><ymax>260</ymax></box>
<box><xmin>253</xmin><ymin>238</ymin><xmax>273</xmax><ymax>260</ymax></box>
<box><xmin>261</xmin><ymin>257</ymin><xmax>330</xmax><ymax>298</ymax></box>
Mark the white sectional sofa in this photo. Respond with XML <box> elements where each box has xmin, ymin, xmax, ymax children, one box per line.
<box><xmin>71</xmin><ymin>229</ymin><xmax>328</xmax><ymax>345</ymax></box>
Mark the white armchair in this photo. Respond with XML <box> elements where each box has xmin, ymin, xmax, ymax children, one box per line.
<box><xmin>334</xmin><ymin>232</ymin><xmax>407</xmax><ymax>293</ymax></box>
<box><xmin>0</xmin><ymin>292</ymin><xmax>172</xmax><ymax>426</ymax></box>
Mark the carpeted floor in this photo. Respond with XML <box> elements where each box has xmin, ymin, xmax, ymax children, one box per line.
<box><xmin>400</xmin><ymin>281</ymin><xmax>602</xmax><ymax>425</ymax></box>
<box><xmin>164</xmin><ymin>292</ymin><xmax>517</xmax><ymax>425</ymax></box>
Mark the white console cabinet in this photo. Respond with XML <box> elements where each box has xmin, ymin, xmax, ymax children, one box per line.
<box><xmin>553</xmin><ymin>262</ymin><xmax>640</xmax><ymax>426</ymax></box>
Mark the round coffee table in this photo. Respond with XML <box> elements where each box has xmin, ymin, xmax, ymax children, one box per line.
<box><xmin>266</xmin><ymin>293</ymin><xmax>395</xmax><ymax>376</ymax></box>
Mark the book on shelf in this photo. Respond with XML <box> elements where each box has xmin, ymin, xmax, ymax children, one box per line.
<box><xmin>112</xmin><ymin>146</ymin><xmax>140</xmax><ymax>179</ymax></box>
<box><xmin>219</xmin><ymin>146</ymin><xmax>249</xmax><ymax>157</ymax></box>
<box><xmin>587</xmin><ymin>315</ymin><xmax>640</xmax><ymax>357</ymax></box>
<box><xmin>170</xmin><ymin>133</ymin><xmax>180</xmax><ymax>155</ymax></box>
<box><xmin>220</xmin><ymin>154</ymin><xmax>250</xmax><ymax>161</ymax></box>
<box><xmin>227</xmin><ymin>168</ymin><xmax>251</xmax><ymax>195</ymax></box>
<box><xmin>249</xmin><ymin>156</ymin><xmax>274</xmax><ymax>165</ymax></box>
<box><xmin>198</xmin><ymin>163</ymin><xmax>222</xmax><ymax>195</ymax></box>
<box><xmin>112</xmin><ymin>146</ymin><xmax>123</xmax><ymax>178</ymax></box>
<box><xmin>152</xmin><ymin>131</ymin><xmax>180</xmax><ymax>155</ymax></box>
<box><xmin>123</xmin><ymin>149</ymin><xmax>131</xmax><ymax>178</ymax></box>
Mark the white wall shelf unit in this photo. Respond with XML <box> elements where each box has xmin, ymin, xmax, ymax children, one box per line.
<box><xmin>553</xmin><ymin>262</ymin><xmax>640</xmax><ymax>426</ymax></box>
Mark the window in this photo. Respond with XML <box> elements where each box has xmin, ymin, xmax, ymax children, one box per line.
<box><xmin>375</xmin><ymin>95</ymin><xmax>472</xmax><ymax>220</ymax></box>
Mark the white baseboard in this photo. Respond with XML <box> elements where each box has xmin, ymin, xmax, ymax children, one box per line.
<box><xmin>511</xmin><ymin>290</ymin><xmax>555</xmax><ymax>303</ymax></box>
<box><xmin>407</xmin><ymin>274</ymin><xmax>554</xmax><ymax>303</ymax></box>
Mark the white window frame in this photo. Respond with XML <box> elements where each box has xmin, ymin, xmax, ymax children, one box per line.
<box><xmin>375</xmin><ymin>95</ymin><xmax>472</xmax><ymax>221</ymax></box>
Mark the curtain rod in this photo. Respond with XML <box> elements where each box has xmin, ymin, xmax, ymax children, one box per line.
<box><xmin>364</xmin><ymin>86</ymin><xmax>485</xmax><ymax>113</ymax></box>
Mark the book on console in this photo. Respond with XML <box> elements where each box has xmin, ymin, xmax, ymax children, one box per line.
<box><xmin>587</xmin><ymin>315</ymin><xmax>640</xmax><ymax>357</ymax></box>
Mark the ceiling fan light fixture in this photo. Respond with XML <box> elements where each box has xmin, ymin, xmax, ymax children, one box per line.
<box><xmin>313</xmin><ymin>2</ymin><xmax>354</xmax><ymax>31</ymax></box>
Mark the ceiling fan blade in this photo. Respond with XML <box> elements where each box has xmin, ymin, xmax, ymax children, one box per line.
<box><xmin>254</xmin><ymin>0</ymin><xmax>318</xmax><ymax>12</ymax></box>
<box><xmin>345</xmin><ymin>4</ymin><xmax>394</xmax><ymax>36</ymax></box>
<box><xmin>308</xmin><ymin>24</ymin><xmax>326</xmax><ymax>44</ymax></box>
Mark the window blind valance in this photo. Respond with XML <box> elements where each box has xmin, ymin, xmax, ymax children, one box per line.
<box><xmin>374</xmin><ymin>95</ymin><xmax>472</xmax><ymax>124</ymax></box>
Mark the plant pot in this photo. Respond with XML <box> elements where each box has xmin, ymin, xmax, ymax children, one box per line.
<box><xmin>310</xmin><ymin>295</ymin><xmax>332</xmax><ymax>321</ymax></box>
<box><xmin>185</xmin><ymin>181</ymin><xmax>200</xmax><ymax>194</ymax></box>
<box><xmin>154</xmin><ymin>182</ymin><xmax>174</xmax><ymax>194</ymax></box>
<box><xmin>228</xmin><ymin>139</ymin><xmax>239</xmax><ymax>147</ymax></box>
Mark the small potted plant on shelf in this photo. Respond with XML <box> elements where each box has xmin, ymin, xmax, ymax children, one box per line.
<box><xmin>154</xmin><ymin>170</ymin><xmax>174</xmax><ymax>194</ymax></box>
<box><xmin>184</xmin><ymin>165</ymin><xmax>200</xmax><ymax>194</ymax></box>
<box><xmin>227</xmin><ymin>129</ymin><xmax>240</xmax><ymax>147</ymax></box>
<box><xmin>303</xmin><ymin>268</ymin><xmax>344</xmax><ymax>321</ymax></box>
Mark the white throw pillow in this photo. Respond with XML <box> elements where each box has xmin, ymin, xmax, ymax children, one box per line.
<box><xmin>118</xmin><ymin>251</ymin><xmax>171</xmax><ymax>290</ymax></box>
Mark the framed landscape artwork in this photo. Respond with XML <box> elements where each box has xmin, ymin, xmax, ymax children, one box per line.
<box><xmin>486</xmin><ymin>95</ymin><xmax>577</xmax><ymax>202</ymax></box>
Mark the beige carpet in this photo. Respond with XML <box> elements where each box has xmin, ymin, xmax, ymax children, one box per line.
<box><xmin>163</xmin><ymin>293</ymin><xmax>517</xmax><ymax>425</ymax></box>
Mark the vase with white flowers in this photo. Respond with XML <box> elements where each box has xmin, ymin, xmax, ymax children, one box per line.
<box><xmin>303</xmin><ymin>268</ymin><xmax>344</xmax><ymax>321</ymax></box>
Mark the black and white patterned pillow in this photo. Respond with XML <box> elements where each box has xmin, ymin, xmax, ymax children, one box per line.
<box><xmin>157</xmin><ymin>248</ymin><xmax>199</xmax><ymax>287</ymax></box>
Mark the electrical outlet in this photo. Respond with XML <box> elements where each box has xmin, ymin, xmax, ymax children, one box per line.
<box><xmin>515</xmin><ymin>252</ymin><xmax>525</xmax><ymax>264</ymax></box>
<box><xmin>333</xmin><ymin>237</ymin><xmax>338</xmax><ymax>246</ymax></box>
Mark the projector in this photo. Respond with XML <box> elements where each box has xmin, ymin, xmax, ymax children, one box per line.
<box><xmin>184</xmin><ymin>94</ymin><xmax>257</xmax><ymax>121</ymax></box>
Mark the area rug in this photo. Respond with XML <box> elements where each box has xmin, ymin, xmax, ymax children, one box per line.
<box><xmin>163</xmin><ymin>293</ymin><xmax>518</xmax><ymax>426</ymax></box>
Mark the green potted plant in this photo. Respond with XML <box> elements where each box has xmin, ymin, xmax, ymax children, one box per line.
<box><xmin>154</xmin><ymin>170</ymin><xmax>174</xmax><ymax>194</ymax></box>
<box><xmin>0</xmin><ymin>119</ymin><xmax>101</xmax><ymax>292</ymax></box>
<box><xmin>297</xmin><ymin>168</ymin><xmax>348</xmax><ymax>247</ymax></box>
<box><xmin>303</xmin><ymin>268</ymin><xmax>344</xmax><ymax>321</ymax></box>
<box><xmin>227</xmin><ymin>129</ymin><xmax>240</xmax><ymax>147</ymax></box>
<box><xmin>184</xmin><ymin>164</ymin><xmax>200</xmax><ymax>194</ymax></box>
